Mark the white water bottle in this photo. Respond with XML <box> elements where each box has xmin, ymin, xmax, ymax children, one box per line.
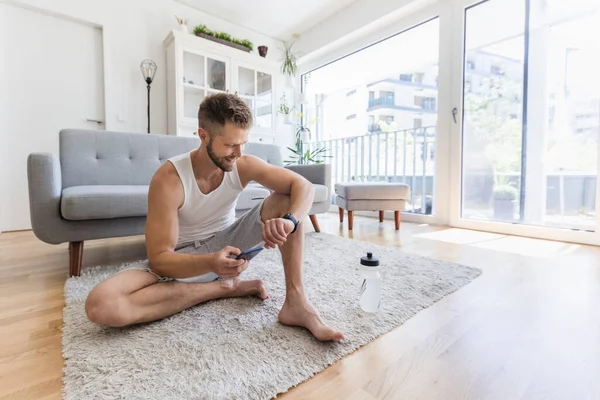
<box><xmin>359</xmin><ymin>252</ymin><xmax>382</xmax><ymax>312</ymax></box>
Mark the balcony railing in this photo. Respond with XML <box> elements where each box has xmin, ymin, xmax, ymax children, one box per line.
<box><xmin>368</xmin><ymin>96</ymin><xmax>395</xmax><ymax>108</ymax></box>
<box><xmin>368</xmin><ymin>96</ymin><xmax>437</xmax><ymax>113</ymax></box>
<box><xmin>305</xmin><ymin>126</ymin><xmax>437</xmax><ymax>214</ymax></box>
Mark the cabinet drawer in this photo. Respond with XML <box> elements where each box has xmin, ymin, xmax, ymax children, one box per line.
<box><xmin>249</xmin><ymin>133</ymin><xmax>275</xmax><ymax>144</ymax></box>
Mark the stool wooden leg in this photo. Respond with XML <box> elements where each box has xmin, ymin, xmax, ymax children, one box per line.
<box><xmin>379</xmin><ymin>210</ymin><xmax>384</xmax><ymax>222</ymax></box>
<box><xmin>394</xmin><ymin>211</ymin><xmax>400</xmax><ymax>230</ymax></box>
<box><xmin>338</xmin><ymin>207</ymin><xmax>344</xmax><ymax>223</ymax></box>
<box><xmin>348</xmin><ymin>211</ymin><xmax>354</xmax><ymax>230</ymax></box>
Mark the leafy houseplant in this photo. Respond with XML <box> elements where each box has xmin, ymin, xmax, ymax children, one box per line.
<box><xmin>285</xmin><ymin>116</ymin><xmax>330</xmax><ymax>165</ymax></box>
<box><xmin>193</xmin><ymin>24</ymin><xmax>253</xmax><ymax>52</ymax></box>
<box><xmin>492</xmin><ymin>184</ymin><xmax>518</xmax><ymax>221</ymax></box>
<box><xmin>277</xmin><ymin>94</ymin><xmax>294</xmax><ymax>124</ymax></box>
<box><xmin>281</xmin><ymin>42</ymin><xmax>297</xmax><ymax>77</ymax></box>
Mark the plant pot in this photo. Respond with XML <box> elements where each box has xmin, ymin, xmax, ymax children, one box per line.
<box><xmin>258</xmin><ymin>46</ymin><xmax>268</xmax><ymax>57</ymax></box>
<box><xmin>493</xmin><ymin>199</ymin><xmax>516</xmax><ymax>221</ymax></box>
<box><xmin>179</xmin><ymin>24</ymin><xmax>188</xmax><ymax>33</ymax></box>
<box><xmin>195</xmin><ymin>32</ymin><xmax>250</xmax><ymax>52</ymax></box>
<box><xmin>283</xmin><ymin>113</ymin><xmax>293</xmax><ymax>125</ymax></box>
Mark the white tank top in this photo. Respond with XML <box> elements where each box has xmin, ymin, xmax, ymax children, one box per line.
<box><xmin>168</xmin><ymin>151</ymin><xmax>244</xmax><ymax>244</ymax></box>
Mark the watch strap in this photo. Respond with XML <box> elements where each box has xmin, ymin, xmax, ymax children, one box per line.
<box><xmin>283</xmin><ymin>213</ymin><xmax>299</xmax><ymax>233</ymax></box>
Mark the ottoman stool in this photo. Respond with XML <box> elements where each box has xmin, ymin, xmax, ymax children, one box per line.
<box><xmin>334</xmin><ymin>182</ymin><xmax>411</xmax><ymax>230</ymax></box>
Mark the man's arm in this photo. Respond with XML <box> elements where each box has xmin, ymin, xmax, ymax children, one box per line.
<box><xmin>145</xmin><ymin>163</ymin><xmax>215</xmax><ymax>279</ymax></box>
<box><xmin>237</xmin><ymin>155</ymin><xmax>315</xmax><ymax>222</ymax></box>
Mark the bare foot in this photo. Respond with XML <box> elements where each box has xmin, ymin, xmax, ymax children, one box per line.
<box><xmin>278</xmin><ymin>294</ymin><xmax>344</xmax><ymax>341</ymax></box>
<box><xmin>221</xmin><ymin>278</ymin><xmax>270</xmax><ymax>300</ymax></box>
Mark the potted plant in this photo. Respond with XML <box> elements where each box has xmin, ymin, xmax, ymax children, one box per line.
<box><xmin>277</xmin><ymin>94</ymin><xmax>294</xmax><ymax>124</ymax></box>
<box><xmin>285</xmin><ymin>114</ymin><xmax>329</xmax><ymax>165</ymax></box>
<box><xmin>493</xmin><ymin>184</ymin><xmax>518</xmax><ymax>221</ymax></box>
<box><xmin>193</xmin><ymin>24</ymin><xmax>253</xmax><ymax>52</ymax></box>
<box><xmin>281</xmin><ymin>41</ymin><xmax>297</xmax><ymax>86</ymax></box>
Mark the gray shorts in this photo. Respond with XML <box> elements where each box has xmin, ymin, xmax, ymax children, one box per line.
<box><xmin>123</xmin><ymin>201</ymin><xmax>265</xmax><ymax>283</ymax></box>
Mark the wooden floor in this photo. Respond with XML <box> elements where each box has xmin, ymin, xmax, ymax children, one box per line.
<box><xmin>1</xmin><ymin>213</ymin><xmax>600</xmax><ymax>400</ymax></box>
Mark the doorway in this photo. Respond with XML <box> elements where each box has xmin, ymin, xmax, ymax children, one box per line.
<box><xmin>0</xmin><ymin>2</ymin><xmax>106</xmax><ymax>231</ymax></box>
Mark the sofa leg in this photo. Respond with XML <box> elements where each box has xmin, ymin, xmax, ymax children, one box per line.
<box><xmin>379</xmin><ymin>210</ymin><xmax>384</xmax><ymax>222</ymax></box>
<box><xmin>69</xmin><ymin>241</ymin><xmax>84</xmax><ymax>277</ymax></box>
<box><xmin>309</xmin><ymin>214</ymin><xmax>321</xmax><ymax>233</ymax></box>
<box><xmin>338</xmin><ymin>207</ymin><xmax>344</xmax><ymax>223</ymax></box>
<box><xmin>348</xmin><ymin>211</ymin><xmax>354</xmax><ymax>230</ymax></box>
<box><xmin>394</xmin><ymin>211</ymin><xmax>401</xmax><ymax>230</ymax></box>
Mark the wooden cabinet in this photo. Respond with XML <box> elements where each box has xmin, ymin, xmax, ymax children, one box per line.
<box><xmin>164</xmin><ymin>30</ymin><xmax>277</xmax><ymax>143</ymax></box>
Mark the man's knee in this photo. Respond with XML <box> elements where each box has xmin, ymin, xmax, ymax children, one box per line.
<box><xmin>85</xmin><ymin>288</ymin><xmax>133</xmax><ymax>327</ymax></box>
<box><xmin>261</xmin><ymin>192</ymin><xmax>291</xmax><ymax>221</ymax></box>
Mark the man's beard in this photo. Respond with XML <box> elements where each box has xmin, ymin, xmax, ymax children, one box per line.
<box><xmin>206</xmin><ymin>138</ymin><xmax>235</xmax><ymax>172</ymax></box>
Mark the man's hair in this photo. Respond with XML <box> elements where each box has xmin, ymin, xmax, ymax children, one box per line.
<box><xmin>198</xmin><ymin>93</ymin><xmax>252</xmax><ymax>135</ymax></box>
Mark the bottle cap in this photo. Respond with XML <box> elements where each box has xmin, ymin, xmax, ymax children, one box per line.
<box><xmin>360</xmin><ymin>252</ymin><xmax>379</xmax><ymax>267</ymax></box>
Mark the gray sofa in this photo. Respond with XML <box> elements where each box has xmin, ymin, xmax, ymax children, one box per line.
<box><xmin>27</xmin><ymin>129</ymin><xmax>331</xmax><ymax>276</ymax></box>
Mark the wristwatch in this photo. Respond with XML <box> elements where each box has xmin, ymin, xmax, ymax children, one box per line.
<box><xmin>282</xmin><ymin>213</ymin><xmax>300</xmax><ymax>234</ymax></box>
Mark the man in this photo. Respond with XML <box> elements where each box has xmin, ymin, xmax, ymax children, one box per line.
<box><xmin>85</xmin><ymin>93</ymin><xmax>344</xmax><ymax>342</ymax></box>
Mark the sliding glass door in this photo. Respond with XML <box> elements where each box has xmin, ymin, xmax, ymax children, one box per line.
<box><xmin>299</xmin><ymin>15</ymin><xmax>441</xmax><ymax>219</ymax></box>
<box><xmin>453</xmin><ymin>0</ymin><xmax>600</xmax><ymax>244</ymax></box>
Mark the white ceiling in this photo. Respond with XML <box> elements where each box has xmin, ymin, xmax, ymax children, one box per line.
<box><xmin>175</xmin><ymin>0</ymin><xmax>360</xmax><ymax>40</ymax></box>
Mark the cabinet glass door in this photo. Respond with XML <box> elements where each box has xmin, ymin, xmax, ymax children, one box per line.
<box><xmin>207</xmin><ymin>57</ymin><xmax>227</xmax><ymax>91</ymax></box>
<box><xmin>238</xmin><ymin>67</ymin><xmax>255</xmax><ymax>96</ymax></box>
<box><xmin>256</xmin><ymin>71</ymin><xmax>273</xmax><ymax>128</ymax></box>
<box><xmin>182</xmin><ymin>52</ymin><xmax>206</xmax><ymax>123</ymax></box>
<box><xmin>236</xmin><ymin>65</ymin><xmax>273</xmax><ymax>129</ymax></box>
<box><xmin>182</xmin><ymin>52</ymin><xmax>205</xmax><ymax>87</ymax></box>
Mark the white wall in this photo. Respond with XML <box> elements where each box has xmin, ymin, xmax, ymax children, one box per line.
<box><xmin>6</xmin><ymin>0</ymin><xmax>286</xmax><ymax>135</ymax></box>
<box><xmin>0</xmin><ymin>4</ymin><xmax>6</xmax><ymax>234</ymax></box>
<box><xmin>0</xmin><ymin>0</ymin><xmax>296</xmax><ymax>233</ymax></box>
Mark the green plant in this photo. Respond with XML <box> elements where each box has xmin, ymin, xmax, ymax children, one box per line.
<box><xmin>277</xmin><ymin>94</ymin><xmax>294</xmax><ymax>115</ymax></box>
<box><xmin>281</xmin><ymin>41</ymin><xmax>297</xmax><ymax>77</ymax></box>
<box><xmin>240</xmin><ymin>39</ymin><xmax>253</xmax><ymax>51</ymax></box>
<box><xmin>285</xmin><ymin>125</ymin><xmax>330</xmax><ymax>165</ymax></box>
<box><xmin>216</xmin><ymin>32</ymin><xmax>232</xmax><ymax>41</ymax></box>
<box><xmin>193</xmin><ymin>25</ymin><xmax>253</xmax><ymax>51</ymax></box>
<box><xmin>493</xmin><ymin>185</ymin><xmax>518</xmax><ymax>201</ymax></box>
<box><xmin>193</xmin><ymin>24</ymin><xmax>212</xmax><ymax>36</ymax></box>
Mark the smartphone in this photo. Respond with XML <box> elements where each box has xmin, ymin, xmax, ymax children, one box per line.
<box><xmin>234</xmin><ymin>246</ymin><xmax>264</xmax><ymax>261</ymax></box>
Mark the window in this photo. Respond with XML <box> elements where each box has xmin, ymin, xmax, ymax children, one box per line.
<box><xmin>299</xmin><ymin>17</ymin><xmax>439</xmax><ymax>216</ymax></box>
<box><xmin>423</xmin><ymin>97</ymin><xmax>436</xmax><ymax>111</ymax></box>
<box><xmin>490</xmin><ymin>64</ymin><xmax>504</xmax><ymax>75</ymax></box>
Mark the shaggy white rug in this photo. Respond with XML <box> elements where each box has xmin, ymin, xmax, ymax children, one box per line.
<box><xmin>62</xmin><ymin>232</ymin><xmax>481</xmax><ymax>400</ymax></box>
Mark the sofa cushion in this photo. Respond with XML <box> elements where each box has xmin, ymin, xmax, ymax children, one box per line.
<box><xmin>236</xmin><ymin>183</ymin><xmax>271</xmax><ymax>210</ymax></box>
<box><xmin>236</xmin><ymin>183</ymin><xmax>328</xmax><ymax>210</ymax></box>
<box><xmin>334</xmin><ymin>182</ymin><xmax>410</xmax><ymax>200</ymax></box>
<box><xmin>313</xmin><ymin>184</ymin><xmax>328</xmax><ymax>203</ymax></box>
<box><xmin>61</xmin><ymin>185</ymin><xmax>149</xmax><ymax>220</ymax></box>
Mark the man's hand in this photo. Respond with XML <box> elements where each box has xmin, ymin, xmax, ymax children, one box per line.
<box><xmin>263</xmin><ymin>218</ymin><xmax>294</xmax><ymax>249</ymax></box>
<box><xmin>211</xmin><ymin>246</ymin><xmax>249</xmax><ymax>279</ymax></box>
